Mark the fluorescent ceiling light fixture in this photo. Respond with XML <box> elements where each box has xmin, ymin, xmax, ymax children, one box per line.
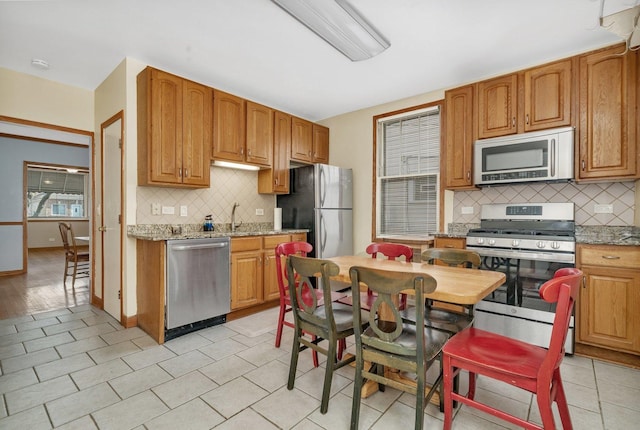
<box><xmin>213</xmin><ymin>160</ymin><xmax>260</xmax><ymax>171</ymax></box>
<box><xmin>600</xmin><ymin>4</ymin><xmax>640</xmax><ymax>49</ymax></box>
<box><xmin>271</xmin><ymin>0</ymin><xmax>390</xmax><ymax>61</ymax></box>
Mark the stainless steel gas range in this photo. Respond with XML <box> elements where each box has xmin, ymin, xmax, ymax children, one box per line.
<box><xmin>466</xmin><ymin>202</ymin><xmax>576</xmax><ymax>353</ymax></box>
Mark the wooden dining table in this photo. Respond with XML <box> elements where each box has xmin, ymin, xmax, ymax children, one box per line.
<box><xmin>327</xmin><ymin>254</ymin><xmax>506</xmax><ymax>401</ymax></box>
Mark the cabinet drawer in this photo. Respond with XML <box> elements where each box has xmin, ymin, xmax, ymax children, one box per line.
<box><xmin>231</xmin><ymin>237</ymin><xmax>262</xmax><ymax>252</ymax></box>
<box><xmin>434</xmin><ymin>237</ymin><xmax>466</xmax><ymax>249</ymax></box>
<box><xmin>579</xmin><ymin>245</ymin><xmax>640</xmax><ymax>269</ymax></box>
<box><xmin>263</xmin><ymin>234</ymin><xmax>291</xmax><ymax>250</ymax></box>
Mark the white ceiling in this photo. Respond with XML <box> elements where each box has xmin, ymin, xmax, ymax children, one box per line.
<box><xmin>0</xmin><ymin>0</ymin><xmax>636</xmax><ymax>122</ymax></box>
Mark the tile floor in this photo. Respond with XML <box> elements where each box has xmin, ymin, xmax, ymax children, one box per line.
<box><xmin>1</xmin><ymin>305</ymin><xmax>639</xmax><ymax>430</ymax></box>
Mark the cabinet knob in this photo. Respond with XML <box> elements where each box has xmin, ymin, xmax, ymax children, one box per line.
<box><xmin>184</xmin><ymin>169</ymin><xmax>188</xmax><ymax>178</ymax></box>
<box><xmin>525</xmin><ymin>114</ymin><xmax>529</xmax><ymax>125</ymax></box>
<box><xmin>178</xmin><ymin>168</ymin><xmax>182</xmax><ymax>178</ymax></box>
<box><xmin>466</xmin><ymin>171</ymin><xmax>470</xmax><ymax>180</ymax></box>
<box><xmin>581</xmin><ymin>160</ymin><xmax>586</xmax><ymax>171</ymax></box>
<box><xmin>601</xmin><ymin>255</ymin><xmax>620</xmax><ymax>260</ymax></box>
<box><xmin>241</xmin><ymin>148</ymin><xmax>244</xmax><ymax>155</ymax></box>
<box><xmin>512</xmin><ymin>117</ymin><xmax>516</xmax><ymax>127</ymax></box>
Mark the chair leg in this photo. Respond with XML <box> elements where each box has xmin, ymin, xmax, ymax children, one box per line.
<box><xmin>287</xmin><ymin>328</ymin><xmax>302</xmax><ymax>390</ymax></box>
<box><xmin>320</xmin><ymin>337</ymin><xmax>337</xmax><ymax>414</ymax></box>
<box><xmin>311</xmin><ymin>335</ymin><xmax>319</xmax><ymax>367</ymax></box>
<box><xmin>350</xmin><ymin>348</ymin><xmax>364</xmax><ymax>430</ymax></box>
<box><xmin>275</xmin><ymin>304</ymin><xmax>286</xmax><ymax>348</ymax></box>
<box><xmin>468</xmin><ymin>370</ymin><xmax>476</xmax><ymax>400</ymax></box>
<box><xmin>415</xmin><ymin>366</ymin><xmax>425</xmax><ymax>430</ymax></box>
<box><xmin>71</xmin><ymin>260</ymin><xmax>78</xmax><ymax>289</ymax></box>
<box><xmin>443</xmin><ymin>354</ymin><xmax>454</xmax><ymax>430</ymax></box>
<box><xmin>554</xmin><ymin>370</ymin><xmax>573</xmax><ymax>430</ymax></box>
<box><xmin>536</xmin><ymin>387</ymin><xmax>557</xmax><ymax>430</ymax></box>
<box><xmin>337</xmin><ymin>338</ymin><xmax>346</xmax><ymax>360</ymax></box>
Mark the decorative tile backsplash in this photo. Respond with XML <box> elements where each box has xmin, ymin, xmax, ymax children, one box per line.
<box><xmin>136</xmin><ymin>166</ymin><xmax>276</xmax><ymax>226</ymax></box>
<box><xmin>452</xmin><ymin>181</ymin><xmax>636</xmax><ymax>226</ymax></box>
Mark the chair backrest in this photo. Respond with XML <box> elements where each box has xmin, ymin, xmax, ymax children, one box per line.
<box><xmin>366</xmin><ymin>242</ymin><xmax>413</xmax><ymax>262</ymax></box>
<box><xmin>421</xmin><ymin>248</ymin><xmax>481</xmax><ymax>269</ymax></box>
<box><xmin>275</xmin><ymin>241</ymin><xmax>313</xmax><ymax>301</ymax></box>
<box><xmin>349</xmin><ymin>265</ymin><xmax>437</xmax><ymax>356</ymax></box>
<box><xmin>538</xmin><ymin>268</ymin><xmax>583</xmax><ymax>378</ymax></box>
<box><xmin>286</xmin><ymin>255</ymin><xmax>339</xmax><ymax>334</ymax></box>
<box><xmin>58</xmin><ymin>222</ymin><xmax>76</xmax><ymax>254</ymax></box>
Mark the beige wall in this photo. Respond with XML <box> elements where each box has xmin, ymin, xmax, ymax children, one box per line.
<box><xmin>321</xmin><ymin>90</ymin><xmax>445</xmax><ymax>255</ymax></box>
<box><xmin>28</xmin><ymin>220</ymin><xmax>89</xmax><ymax>248</ymax></box>
<box><xmin>0</xmin><ymin>67</ymin><xmax>93</xmax><ymax>130</ymax></box>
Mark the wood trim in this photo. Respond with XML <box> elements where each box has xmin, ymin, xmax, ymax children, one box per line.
<box><xmin>0</xmin><ymin>133</ymin><xmax>91</xmax><ymax>148</ymax></box>
<box><xmin>575</xmin><ymin>342</ymin><xmax>640</xmax><ymax>369</ymax></box>
<box><xmin>0</xmin><ymin>115</ymin><xmax>94</xmax><ymax>137</ymax></box>
<box><xmin>91</xmin><ymin>294</ymin><xmax>103</xmax><ymax>309</ymax></box>
<box><xmin>122</xmin><ymin>314</ymin><xmax>137</xmax><ymax>329</ymax></box>
<box><xmin>371</xmin><ymin>100</ymin><xmax>445</xmax><ymax>242</ymax></box>
<box><xmin>0</xmin><ymin>221</ymin><xmax>22</xmax><ymax>226</ymax></box>
<box><xmin>226</xmin><ymin>300</ymin><xmax>279</xmax><ymax>322</ymax></box>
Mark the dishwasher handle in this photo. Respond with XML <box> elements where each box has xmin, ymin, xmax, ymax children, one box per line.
<box><xmin>171</xmin><ymin>242</ymin><xmax>228</xmax><ymax>251</ymax></box>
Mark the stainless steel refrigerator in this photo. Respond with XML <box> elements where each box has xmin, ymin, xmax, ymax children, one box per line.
<box><xmin>277</xmin><ymin>164</ymin><xmax>353</xmax><ymax>258</ymax></box>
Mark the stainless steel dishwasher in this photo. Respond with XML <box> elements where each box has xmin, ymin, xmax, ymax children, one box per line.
<box><xmin>165</xmin><ymin>237</ymin><xmax>230</xmax><ymax>340</ymax></box>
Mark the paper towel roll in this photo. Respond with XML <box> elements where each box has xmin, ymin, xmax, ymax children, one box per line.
<box><xmin>274</xmin><ymin>207</ymin><xmax>282</xmax><ymax>231</ymax></box>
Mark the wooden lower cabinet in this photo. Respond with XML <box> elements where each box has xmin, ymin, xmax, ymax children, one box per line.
<box><xmin>577</xmin><ymin>244</ymin><xmax>640</xmax><ymax>355</ymax></box>
<box><xmin>230</xmin><ymin>232</ymin><xmax>306</xmax><ymax>311</ymax></box>
<box><xmin>434</xmin><ymin>237</ymin><xmax>466</xmax><ymax>249</ymax></box>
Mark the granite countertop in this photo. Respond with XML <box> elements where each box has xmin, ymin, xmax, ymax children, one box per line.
<box><xmin>128</xmin><ymin>223</ymin><xmax>308</xmax><ymax>241</ymax></box>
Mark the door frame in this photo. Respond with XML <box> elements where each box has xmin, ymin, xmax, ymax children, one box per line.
<box><xmin>100</xmin><ymin>111</ymin><xmax>125</xmax><ymax>324</ymax></box>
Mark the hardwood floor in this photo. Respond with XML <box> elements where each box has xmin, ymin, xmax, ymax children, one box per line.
<box><xmin>0</xmin><ymin>248</ymin><xmax>90</xmax><ymax>319</ymax></box>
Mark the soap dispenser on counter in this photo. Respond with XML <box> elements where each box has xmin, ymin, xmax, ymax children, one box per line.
<box><xmin>203</xmin><ymin>214</ymin><xmax>214</xmax><ymax>232</ymax></box>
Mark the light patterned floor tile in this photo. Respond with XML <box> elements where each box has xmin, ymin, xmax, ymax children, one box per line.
<box><xmin>201</xmin><ymin>376</ymin><xmax>268</xmax><ymax>418</ymax></box>
<box><xmin>46</xmin><ymin>382</ymin><xmax>120</xmax><ymax>427</ymax></box>
<box><xmin>151</xmin><ymin>370</ymin><xmax>217</xmax><ymax>409</ymax></box>
<box><xmin>144</xmin><ymin>398</ymin><xmax>224</xmax><ymax>430</ymax></box>
<box><xmin>34</xmin><ymin>353</ymin><xmax>95</xmax><ymax>381</ymax></box>
<box><xmin>92</xmin><ymin>390</ymin><xmax>169</xmax><ymax>430</ymax></box>
<box><xmin>5</xmin><ymin>374</ymin><xmax>77</xmax><ymax>414</ymax></box>
<box><xmin>108</xmin><ymin>364</ymin><xmax>173</xmax><ymax>399</ymax></box>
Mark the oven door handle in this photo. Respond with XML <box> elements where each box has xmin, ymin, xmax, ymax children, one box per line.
<box><xmin>468</xmin><ymin>247</ymin><xmax>575</xmax><ymax>264</ymax></box>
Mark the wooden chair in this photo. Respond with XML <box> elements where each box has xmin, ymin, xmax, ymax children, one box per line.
<box><xmin>338</xmin><ymin>242</ymin><xmax>413</xmax><ymax>310</ymax></box>
<box><xmin>349</xmin><ymin>265</ymin><xmax>449</xmax><ymax>430</ymax></box>
<box><xmin>442</xmin><ymin>268</ymin><xmax>583</xmax><ymax>430</ymax></box>
<box><xmin>58</xmin><ymin>222</ymin><xmax>90</xmax><ymax>288</ymax></box>
<box><xmin>274</xmin><ymin>242</ymin><xmax>347</xmax><ymax>367</ymax></box>
<box><xmin>286</xmin><ymin>255</ymin><xmax>366</xmax><ymax>414</ymax></box>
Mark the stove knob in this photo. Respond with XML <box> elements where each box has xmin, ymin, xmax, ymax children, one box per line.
<box><xmin>477</xmin><ymin>238</ymin><xmax>484</xmax><ymax>245</ymax></box>
<box><xmin>551</xmin><ymin>241</ymin><xmax>560</xmax><ymax>249</ymax></box>
<box><xmin>488</xmin><ymin>239</ymin><xmax>496</xmax><ymax>246</ymax></box>
<box><xmin>512</xmin><ymin>239</ymin><xmax>520</xmax><ymax>247</ymax></box>
<box><xmin>536</xmin><ymin>241</ymin><xmax>546</xmax><ymax>249</ymax></box>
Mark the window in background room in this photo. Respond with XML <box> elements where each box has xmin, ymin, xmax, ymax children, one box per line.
<box><xmin>26</xmin><ymin>165</ymin><xmax>89</xmax><ymax>219</ymax></box>
<box><xmin>374</xmin><ymin>103</ymin><xmax>441</xmax><ymax>240</ymax></box>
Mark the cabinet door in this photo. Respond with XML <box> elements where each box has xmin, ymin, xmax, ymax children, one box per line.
<box><xmin>477</xmin><ymin>74</ymin><xmax>518</xmax><ymax>139</ymax></box>
<box><xmin>578</xmin><ymin>46</ymin><xmax>638</xmax><ymax>181</ymax></box>
<box><xmin>258</xmin><ymin>111</ymin><xmax>290</xmax><ymax>194</ymax></box>
<box><xmin>231</xmin><ymin>250</ymin><xmax>262</xmax><ymax>310</ymax></box>
<box><xmin>213</xmin><ymin>90</ymin><xmax>246</xmax><ymax>162</ymax></box>
<box><xmin>434</xmin><ymin>237</ymin><xmax>466</xmax><ymax>249</ymax></box>
<box><xmin>263</xmin><ymin>249</ymin><xmax>281</xmax><ymax>302</ymax></box>
<box><xmin>579</xmin><ymin>266</ymin><xmax>640</xmax><ymax>354</ymax></box>
<box><xmin>524</xmin><ymin>59</ymin><xmax>573</xmax><ymax>132</ymax></box>
<box><xmin>312</xmin><ymin>124</ymin><xmax>330</xmax><ymax>164</ymax></box>
<box><xmin>246</xmin><ymin>101</ymin><xmax>273</xmax><ymax>166</ymax></box>
<box><xmin>291</xmin><ymin>116</ymin><xmax>313</xmax><ymax>162</ymax></box>
<box><xmin>148</xmin><ymin>69</ymin><xmax>183</xmax><ymax>184</ymax></box>
<box><xmin>182</xmin><ymin>80</ymin><xmax>212</xmax><ymax>186</ymax></box>
<box><xmin>444</xmin><ymin>85</ymin><xmax>475</xmax><ymax>189</ymax></box>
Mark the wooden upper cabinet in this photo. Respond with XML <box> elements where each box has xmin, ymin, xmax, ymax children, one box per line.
<box><xmin>444</xmin><ymin>85</ymin><xmax>476</xmax><ymax>189</ymax></box>
<box><xmin>212</xmin><ymin>90</ymin><xmax>246</xmax><ymax>162</ymax></box>
<box><xmin>246</xmin><ymin>101</ymin><xmax>273</xmax><ymax>167</ymax></box>
<box><xmin>137</xmin><ymin>67</ymin><xmax>210</xmax><ymax>188</ymax></box>
<box><xmin>523</xmin><ymin>59</ymin><xmax>573</xmax><ymax>132</ymax></box>
<box><xmin>291</xmin><ymin>116</ymin><xmax>313</xmax><ymax>163</ymax></box>
<box><xmin>182</xmin><ymin>80</ymin><xmax>212</xmax><ymax>186</ymax></box>
<box><xmin>477</xmin><ymin>74</ymin><xmax>518</xmax><ymax>139</ymax></box>
<box><xmin>312</xmin><ymin>124</ymin><xmax>330</xmax><ymax>164</ymax></box>
<box><xmin>577</xmin><ymin>45</ymin><xmax>638</xmax><ymax>181</ymax></box>
<box><xmin>258</xmin><ymin>111</ymin><xmax>291</xmax><ymax>194</ymax></box>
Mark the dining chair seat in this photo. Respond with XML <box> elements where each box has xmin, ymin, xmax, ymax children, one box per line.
<box><xmin>442</xmin><ymin>267</ymin><xmax>583</xmax><ymax>430</ymax></box>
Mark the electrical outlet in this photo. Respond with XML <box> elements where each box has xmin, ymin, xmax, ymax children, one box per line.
<box><xmin>461</xmin><ymin>206</ymin><xmax>474</xmax><ymax>215</ymax></box>
<box><xmin>162</xmin><ymin>205</ymin><xmax>175</xmax><ymax>215</ymax></box>
<box><xmin>151</xmin><ymin>203</ymin><xmax>160</xmax><ymax>215</ymax></box>
<box><xmin>180</xmin><ymin>205</ymin><xmax>188</xmax><ymax>217</ymax></box>
<box><xmin>594</xmin><ymin>204</ymin><xmax>613</xmax><ymax>214</ymax></box>
<box><xmin>49</xmin><ymin>237</ymin><xmax>55</xmax><ymax>242</ymax></box>
<box><xmin>255</xmin><ymin>208</ymin><xmax>264</xmax><ymax>216</ymax></box>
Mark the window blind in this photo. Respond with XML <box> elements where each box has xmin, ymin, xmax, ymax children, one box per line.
<box><xmin>377</xmin><ymin>106</ymin><xmax>440</xmax><ymax>238</ymax></box>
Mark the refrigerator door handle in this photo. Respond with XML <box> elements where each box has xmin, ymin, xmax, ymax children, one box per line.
<box><xmin>320</xmin><ymin>212</ymin><xmax>327</xmax><ymax>255</ymax></box>
<box><xmin>319</xmin><ymin>166</ymin><xmax>326</xmax><ymax>208</ymax></box>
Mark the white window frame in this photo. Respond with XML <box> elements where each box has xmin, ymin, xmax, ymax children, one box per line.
<box><xmin>373</xmin><ymin>103</ymin><xmax>442</xmax><ymax>241</ymax></box>
<box><xmin>26</xmin><ymin>165</ymin><xmax>89</xmax><ymax>220</ymax></box>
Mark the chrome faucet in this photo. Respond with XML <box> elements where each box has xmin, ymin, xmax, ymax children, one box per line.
<box><xmin>231</xmin><ymin>202</ymin><xmax>241</xmax><ymax>232</ymax></box>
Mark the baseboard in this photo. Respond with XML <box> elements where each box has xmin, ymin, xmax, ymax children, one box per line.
<box><xmin>226</xmin><ymin>301</ymin><xmax>279</xmax><ymax>321</ymax></box>
<box><xmin>575</xmin><ymin>342</ymin><xmax>640</xmax><ymax>369</ymax></box>
<box><xmin>122</xmin><ymin>314</ymin><xmax>137</xmax><ymax>328</ymax></box>
<box><xmin>91</xmin><ymin>294</ymin><xmax>103</xmax><ymax>309</ymax></box>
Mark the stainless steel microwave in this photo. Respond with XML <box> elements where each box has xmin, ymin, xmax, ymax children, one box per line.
<box><xmin>473</xmin><ymin>127</ymin><xmax>574</xmax><ymax>186</ymax></box>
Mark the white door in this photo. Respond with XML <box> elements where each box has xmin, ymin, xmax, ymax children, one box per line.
<box><xmin>101</xmin><ymin>113</ymin><xmax>123</xmax><ymax>321</ymax></box>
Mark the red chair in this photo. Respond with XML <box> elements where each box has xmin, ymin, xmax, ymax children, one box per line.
<box><xmin>274</xmin><ymin>242</ymin><xmax>346</xmax><ymax>366</ymax></box>
<box><xmin>442</xmin><ymin>268</ymin><xmax>583</xmax><ymax>430</ymax></box>
<box><xmin>338</xmin><ymin>242</ymin><xmax>413</xmax><ymax>310</ymax></box>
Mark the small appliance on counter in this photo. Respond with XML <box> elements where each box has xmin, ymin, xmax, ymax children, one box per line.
<box><xmin>203</xmin><ymin>214</ymin><xmax>214</xmax><ymax>232</ymax></box>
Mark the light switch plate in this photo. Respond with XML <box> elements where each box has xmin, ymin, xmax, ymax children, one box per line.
<box><xmin>255</xmin><ymin>208</ymin><xmax>264</xmax><ymax>216</ymax></box>
<box><xmin>180</xmin><ymin>205</ymin><xmax>188</xmax><ymax>217</ymax></box>
<box><xmin>461</xmin><ymin>206</ymin><xmax>474</xmax><ymax>214</ymax></box>
<box><xmin>162</xmin><ymin>205</ymin><xmax>175</xmax><ymax>215</ymax></box>
<box><xmin>151</xmin><ymin>203</ymin><xmax>161</xmax><ymax>215</ymax></box>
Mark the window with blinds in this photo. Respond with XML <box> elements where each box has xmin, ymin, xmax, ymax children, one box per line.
<box><xmin>375</xmin><ymin>105</ymin><xmax>440</xmax><ymax>239</ymax></box>
<box><xmin>26</xmin><ymin>166</ymin><xmax>88</xmax><ymax>218</ymax></box>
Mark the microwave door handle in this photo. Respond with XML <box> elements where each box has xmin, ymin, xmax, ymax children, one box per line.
<box><xmin>550</xmin><ymin>138</ymin><xmax>556</xmax><ymax>177</ymax></box>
